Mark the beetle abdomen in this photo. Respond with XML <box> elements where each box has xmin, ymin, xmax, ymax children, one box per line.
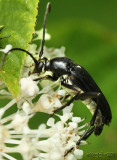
<box><xmin>69</xmin><ymin>65</ymin><xmax>112</xmax><ymax>127</ymax></box>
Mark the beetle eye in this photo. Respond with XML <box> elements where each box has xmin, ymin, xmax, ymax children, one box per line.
<box><xmin>38</xmin><ymin>62</ymin><xmax>44</xmax><ymax>73</ymax></box>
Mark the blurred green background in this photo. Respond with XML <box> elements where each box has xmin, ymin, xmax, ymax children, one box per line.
<box><xmin>36</xmin><ymin>0</ymin><xmax>117</xmax><ymax>160</ymax></box>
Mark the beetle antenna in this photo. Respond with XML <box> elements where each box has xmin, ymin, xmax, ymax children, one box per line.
<box><xmin>39</xmin><ymin>2</ymin><xmax>51</xmax><ymax>59</ymax></box>
<box><xmin>0</xmin><ymin>48</ymin><xmax>39</xmax><ymax>69</ymax></box>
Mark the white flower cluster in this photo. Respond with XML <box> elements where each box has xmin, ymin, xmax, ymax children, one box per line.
<box><xmin>0</xmin><ymin>30</ymin><xmax>87</xmax><ymax>160</ymax></box>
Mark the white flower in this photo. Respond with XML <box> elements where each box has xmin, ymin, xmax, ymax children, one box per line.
<box><xmin>74</xmin><ymin>149</ymin><xmax>83</xmax><ymax>159</ymax></box>
<box><xmin>0</xmin><ymin>83</ymin><xmax>85</xmax><ymax>160</ymax></box>
<box><xmin>56</xmin><ymin>104</ymin><xmax>73</xmax><ymax>123</ymax></box>
<box><xmin>20</xmin><ymin>77</ymin><xmax>39</xmax><ymax>97</ymax></box>
<box><xmin>34</xmin><ymin>93</ymin><xmax>62</xmax><ymax>114</ymax></box>
<box><xmin>22</xmin><ymin>101</ymin><xmax>32</xmax><ymax>115</ymax></box>
<box><xmin>0</xmin><ymin>33</ymin><xmax>86</xmax><ymax>160</ymax></box>
<box><xmin>0</xmin><ymin>125</ymin><xmax>10</xmax><ymax>146</ymax></box>
<box><xmin>11</xmin><ymin>113</ymin><xmax>29</xmax><ymax>133</ymax></box>
<box><xmin>33</xmin><ymin>28</ymin><xmax>51</xmax><ymax>41</ymax></box>
<box><xmin>17</xmin><ymin>137</ymin><xmax>39</xmax><ymax>160</ymax></box>
<box><xmin>57</xmin><ymin>89</ymin><xmax>66</xmax><ymax>96</ymax></box>
<box><xmin>36</xmin><ymin>108</ymin><xmax>85</xmax><ymax>160</ymax></box>
<box><xmin>43</xmin><ymin>46</ymin><xmax>65</xmax><ymax>59</ymax></box>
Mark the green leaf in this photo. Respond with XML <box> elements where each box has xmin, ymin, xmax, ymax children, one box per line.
<box><xmin>0</xmin><ymin>25</ymin><xmax>4</xmax><ymax>45</ymax></box>
<box><xmin>0</xmin><ymin>0</ymin><xmax>39</xmax><ymax>97</ymax></box>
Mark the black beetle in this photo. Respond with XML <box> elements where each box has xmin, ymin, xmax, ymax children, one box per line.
<box><xmin>1</xmin><ymin>2</ymin><xmax>112</xmax><ymax>155</ymax></box>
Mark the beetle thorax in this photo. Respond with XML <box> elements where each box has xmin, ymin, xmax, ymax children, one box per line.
<box><xmin>45</xmin><ymin>57</ymin><xmax>73</xmax><ymax>75</ymax></box>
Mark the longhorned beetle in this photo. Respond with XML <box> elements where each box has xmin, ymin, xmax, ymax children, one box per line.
<box><xmin>1</xmin><ymin>2</ymin><xmax>112</xmax><ymax>155</ymax></box>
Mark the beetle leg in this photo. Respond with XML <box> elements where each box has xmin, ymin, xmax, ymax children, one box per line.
<box><xmin>75</xmin><ymin>92</ymin><xmax>100</xmax><ymax>100</ymax></box>
<box><xmin>53</xmin><ymin>92</ymin><xmax>100</xmax><ymax>154</ymax></box>
<box><xmin>53</xmin><ymin>92</ymin><xmax>79</xmax><ymax>113</ymax></box>
<box><xmin>53</xmin><ymin>92</ymin><xmax>100</xmax><ymax>114</ymax></box>
<box><xmin>60</xmin><ymin>94</ymin><xmax>71</xmax><ymax>101</ymax></box>
<box><xmin>76</xmin><ymin>98</ymin><xmax>99</xmax><ymax>146</ymax></box>
<box><xmin>64</xmin><ymin>127</ymin><xmax>95</xmax><ymax>157</ymax></box>
<box><xmin>33</xmin><ymin>74</ymin><xmax>58</xmax><ymax>81</ymax></box>
<box><xmin>81</xmin><ymin>126</ymin><xmax>95</xmax><ymax>141</ymax></box>
<box><xmin>64</xmin><ymin>147</ymin><xmax>74</xmax><ymax>157</ymax></box>
<box><xmin>61</xmin><ymin>77</ymin><xmax>78</xmax><ymax>91</ymax></box>
<box><xmin>76</xmin><ymin>126</ymin><xmax>96</xmax><ymax>146</ymax></box>
<box><xmin>65</xmin><ymin>103</ymin><xmax>99</xmax><ymax>157</ymax></box>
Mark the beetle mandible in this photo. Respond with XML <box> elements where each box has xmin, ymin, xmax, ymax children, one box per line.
<box><xmin>1</xmin><ymin>2</ymin><xmax>112</xmax><ymax>154</ymax></box>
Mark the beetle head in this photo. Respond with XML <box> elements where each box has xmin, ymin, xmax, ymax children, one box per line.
<box><xmin>36</xmin><ymin>60</ymin><xmax>44</xmax><ymax>74</ymax></box>
<box><xmin>34</xmin><ymin>57</ymin><xmax>48</xmax><ymax>74</ymax></box>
